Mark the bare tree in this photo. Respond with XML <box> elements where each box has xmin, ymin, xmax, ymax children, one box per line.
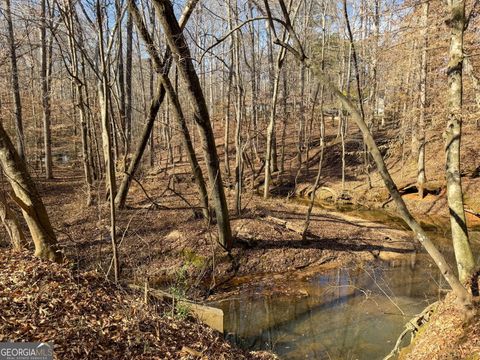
<box><xmin>40</xmin><ymin>0</ymin><xmax>54</xmax><ymax>179</ymax></box>
<box><xmin>115</xmin><ymin>0</ymin><xmax>200</xmax><ymax>210</ymax></box>
<box><xmin>0</xmin><ymin>123</ymin><xmax>61</xmax><ymax>261</ymax></box>
<box><xmin>154</xmin><ymin>0</ymin><xmax>233</xmax><ymax>250</ymax></box>
<box><xmin>4</xmin><ymin>0</ymin><xmax>26</xmax><ymax>160</ymax></box>
<box><xmin>417</xmin><ymin>1</ymin><xmax>428</xmax><ymax>198</ymax></box>
<box><xmin>444</xmin><ymin>0</ymin><xmax>475</xmax><ymax>284</ymax></box>
<box><xmin>266</xmin><ymin>0</ymin><xmax>472</xmax><ymax>305</ymax></box>
<box><xmin>96</xmin><ymin>0</ymin><xmax>119</xmax><ymax>282</ymax></box>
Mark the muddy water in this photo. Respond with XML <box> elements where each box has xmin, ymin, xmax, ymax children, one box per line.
<box><xmin>213</xmin><ymin>206</ymin><xmax>480</xmax><ymax>360</ymax></box>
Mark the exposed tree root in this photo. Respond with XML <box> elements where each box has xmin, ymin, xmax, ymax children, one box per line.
<box><xmin>383</xmin><ymin>301</ymin><xmax>438</xmax><ymax>360</ymax></box>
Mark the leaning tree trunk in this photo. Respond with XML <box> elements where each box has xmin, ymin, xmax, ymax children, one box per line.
<box><xmin>444</xmin><ymin>0</ymin><xmax>475</xmax><ymax>284</ymax></box>
<box><xmin>154</xmin><ymin>0</ymin><xmax>233</xmax><ymax>250</ymax></box>
<box><xmin>264</xmin><ymin>0</ymin><xmax>471</xmax><ymax>305</ymax></box>
<box><xmin>330</xmin><ymin>79</ymin><xmax>471</xmax><ymax>305</ymax></box>
<box><xmin>159</xmin><ymin>73</ymin><xmax>210</xmax><ymax>219</ymax></box>
<box><xmin>115</xmin><ymin>0</ymin><xmax>199</xmax><ymax>209</ymax></box>
<box><xmin>0</xmin><ymin>123</ymin><xmax>61</xmax><ymax>261</ymax></box>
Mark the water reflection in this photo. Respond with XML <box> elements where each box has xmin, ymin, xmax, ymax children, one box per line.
<box><xmin>214</xmin><ymin>201</ymin><xmax>480</xmax><ymax>359</ymax></box>
<box><xmin>215</xmin><ymin>259</ymin><xmax>444</xmax><ymax>360</ymax></box>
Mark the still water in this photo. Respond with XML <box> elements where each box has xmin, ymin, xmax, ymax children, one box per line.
<box><xmin>213</xmin><ymin>206</ymin><xmax>480</xmax><ymax>360</ymax></box>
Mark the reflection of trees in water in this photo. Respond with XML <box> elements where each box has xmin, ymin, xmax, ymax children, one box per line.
<box><xmin>223</xmin><ymin>263</ymin><xmax>440</xmax><ymax>359</ymax></box>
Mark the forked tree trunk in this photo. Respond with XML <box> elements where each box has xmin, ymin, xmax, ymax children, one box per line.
<box><xmin>0</xmin><ymin>123</ymin><xmax>61</xmax><ymax>261</ymax></box>
<box><xmin>263</xmin><ymin>56</ymin><xmax>283</xmax><ymax>199</ymax></box>
<box><xmin>154</xmin><ymin>0</ymin><xmax>232</xmax><ymax>250</ymax></box>
<box><xmin>263</xmin><ymin>0</ymin><xmax>302</xmax><ymax>198</ymax></box>
<box><xmin>444</xmin><ymin>0</ymin><xmax>475</xmax><ymax>284</ymax></box>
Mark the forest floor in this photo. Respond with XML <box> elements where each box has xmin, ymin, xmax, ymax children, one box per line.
<box><xmin>27</xmin><ymin>165</ymin><xmax>418</xmax><ymax>300</ymax></box>
<box><xmin>0</xmin><ymin>250</ymin><xmax>276</xmax><ymax>359</ymax></box>
<box><xmin>35</xmin><ymin>118</ymin><xmax>480</xmax><ymax>299</ymax></box>
<box><xmin>2</xmin><ymin>117</ymin><xmax>480</xmax><ymax>358</ymax></box>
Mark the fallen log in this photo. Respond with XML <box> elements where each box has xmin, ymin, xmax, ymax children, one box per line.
<box><xmin>265</xmin><ymin>215</ymin><xmax>309</xmax><ymax>235</ymax></box>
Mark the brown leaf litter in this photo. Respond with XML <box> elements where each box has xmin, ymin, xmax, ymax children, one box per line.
<box><xmin>400</xmin><ymin>292</ymin><xmax>480</xmax><ymax>360</ymax></box>
<box><xmin>0</xmin><ymin>250</ymin><xmax>276</xmax><ymax>359</ymax></box>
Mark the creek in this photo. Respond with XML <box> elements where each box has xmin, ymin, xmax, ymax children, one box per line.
<box><xmin>212</xmin><ymin>204</ymin><xmax>480</xmax><ymax>360</ymax></box>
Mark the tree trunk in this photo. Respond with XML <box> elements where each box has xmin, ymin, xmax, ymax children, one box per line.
<box><xmin>0</xmin><ymin>123</ymin><xmax>61</xmax><ymax>261</ymax></box>
<box><xmin>116</xmin><ymin>0</ymin><xmax>199</xmax><ymax>209</ymax></box>
<box><xmin>343</xmin><ymin>0</ymin><xmax>371</xmax><ymax>189</ymax></box>
<box><xmin>115</xmin><ymin>0</ymin><xmax>126</xmax><ymax>165</ymax></box>
<box><xmin>40</xmin><ymin>0</ymin><xmax>53</xmax><ymax>179</ymax></box>
<box><xmin>97</xmin><ymin>0</ymin><xmax>118</xmax><ymax>282</ymax></box>
<box><xmin>154</xmin><ymin>0</ymin><xmax>232</xmax><ymax>250</ymax></box>
<box><xmin>263</xmin><ymin>5</ymin><xmax>300</xmax><ymax>198</ymax></box>
<box><xmin>64</xmin><ymin>0</ymin><xmax>94</xmax><ymax>205</ymax></box>
<box><xmin>230</xmin><ymin>0</ymin><xmax>244</xmax><ymax>215</ymax></box>
<box><xmin>445</xmin><ymin>0</ymin><xmax>475</xmax><ymax>284</ymax></box>
<box><xmin>263</xmin><ymin>60</ymin><xmax>283</xmax><ymax>199</ymax></box>
<box><xmin>4</xmin><ymin>0</ymin><xmax>26</xmax><ymax>160</ymax></box>
<box><xmin>125</xmin><ymin>13</ymin><xmax>134</xmax><ymax>155</ymax></box>
<box><xmin>159</xmin><ymin>74</ymin><xmax>210</xmax><ymax>219</ymax></box>
<box><xmin>417</xmin><ymin>1</ymin><xmax>428</xmax><ymax>199</ymax></box>
<box><xmin>0</xmin><ymin>190</ymin><xmax>26</xmax><ymax>251</ymax></box>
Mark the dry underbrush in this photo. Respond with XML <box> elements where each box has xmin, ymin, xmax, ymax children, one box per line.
<box><xmin>0</xmin><ymin>250</ymin><xmax>275</xmax><ymax>359</ymax></box>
